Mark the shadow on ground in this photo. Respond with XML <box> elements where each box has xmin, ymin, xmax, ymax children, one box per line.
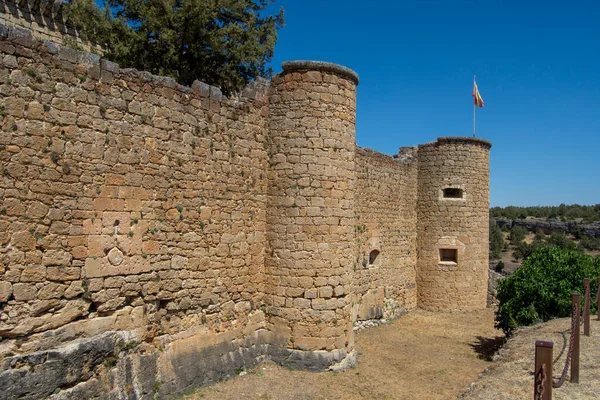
<box><xmin>470</xmin><ymin>335</ymin><xmax>507</xmax><ymax>361</ymax></box>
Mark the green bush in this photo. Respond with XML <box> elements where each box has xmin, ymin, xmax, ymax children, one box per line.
<box><xmin>489</xmin><ymin>218</ymin><xmax>504</xmax><ymax>260</ymax></box>
<box><xmin>495</xmin><ymin>246</ymin><xmax>600</xmax><ymax>336</ymax></box>
<box><xmin>509</xmin><ymin>225</ymin><xmax>528</xmax><ymax>244</ymax></box>
<box><xmin>580</xmin><ymin>235</ymin><xmax>600</xmax><ymax>251</ymax></box>
<box><xmin>495</xmin><ymin>261</ymin><xmax>505</xmax><ymax>273</ymax></box>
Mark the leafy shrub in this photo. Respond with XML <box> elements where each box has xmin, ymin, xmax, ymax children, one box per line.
<box><xmin>547</xmin><ymin>232</ymin><xmax>578</xmax><ymax>251</ymax></box>
<box><xmin>495</xmin><ymin>247</ymin><xmax>600</xmax><ymax>336</ymax></box>
<box><xmin>580</xmin><ymin>235</ymin><xmax>600</xmax><ymax>251</ymax></box>
<box><xmin>509</xmin><ymin>225</ymin><xmax>528</xmax><ymax>244</ymax></box>
<box><xmin>489</xmin><ymin>218</ymin><xmax>504</xmax><ymax>260</ymax></box>
<box><xmin>495</xmin><ymin>261</ymin><xmax>505</xmax><ymax>273</ymax></box>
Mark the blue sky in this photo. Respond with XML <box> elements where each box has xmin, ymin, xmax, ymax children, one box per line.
<box><xmin>265</xmin><ymin>0</ymin><xmax>600</xmax><ymax>207</ymax></box>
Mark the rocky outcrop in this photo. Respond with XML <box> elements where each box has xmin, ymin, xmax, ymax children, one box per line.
<box><xmin>487</xmin><ymin>268</ymin><xmax>503</xmax><ymax>307</ymax></box>
<box><xmin>495</xmin><ymin>218</ymin><xmax>600</xmax><ymax>238</ymax></box>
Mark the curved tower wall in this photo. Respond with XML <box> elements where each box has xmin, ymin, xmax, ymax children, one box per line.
<box><xmin>416</xmin><ymin>137</ymin><xmax>492</xmax><ymax>311</ymax></box>
<box><xmin>266</xmin><ymin>61</ymin><xmax>359</xmax><ymax>368</ymax></box>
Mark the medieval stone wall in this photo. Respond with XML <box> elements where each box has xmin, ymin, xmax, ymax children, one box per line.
<box><xmin>353</xmin><ymin>148</ymin><xmax>418</xmax><ymax>320</ymax></box>
<box><xmin>0</xmin><ymin>0</ymin><xmax>88</xmax><ymax>49</ymax></box>
<box><xmin>0</xmin><ymin>25</ymin><xmax>271</xmax><ymax>398</ymax></box>
<box><xmin>0</xmin><ymin>22</ymin><xmax>492</xmax><ymax>399</ymax></box>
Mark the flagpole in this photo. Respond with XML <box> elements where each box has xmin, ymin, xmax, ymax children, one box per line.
<box><xmin>473</xmin><ymin>75</ymin><xmax>476</xmax><ymax>137</ymax></box>
<box><xmin>473</xmin><ymin>103</ymin><xmax>476</xmax><ymax>137</ymax></box>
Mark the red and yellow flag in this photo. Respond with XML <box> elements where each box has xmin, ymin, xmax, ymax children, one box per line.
<box><xmin>472</xmin><ymin>79</ymin><xmax>484</xmax><ymax>107</ymax></box>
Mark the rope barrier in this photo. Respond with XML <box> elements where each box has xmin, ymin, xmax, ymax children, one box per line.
<box><xmin>551</xmin><ymin>301</ymin><xmax>577</xmax><ymax>388</ymax></box>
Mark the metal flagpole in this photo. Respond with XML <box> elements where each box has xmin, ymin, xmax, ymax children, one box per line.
<box><xmin>473</xmin><ymin>76</ymin><xmax>476</xmax><ymax>137</ymax></box>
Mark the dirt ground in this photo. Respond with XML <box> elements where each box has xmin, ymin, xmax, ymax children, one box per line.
<box><xmin>184</xmin><ymin>308</ymin><xmax>502</xmax><ymax>400</ymax></box>
<box><xmin>461</xmin><ymin>316</ymin><xmax>600</xmax><ymax>400</ymax></box>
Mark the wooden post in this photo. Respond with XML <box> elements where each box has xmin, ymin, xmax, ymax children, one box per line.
<box><xmin>534</xmin><ymin>340</ymin><xmax>553</xmax><ymax>400</ymax></box>
<box><xmin>584</xmin><ymin>278</ymin><xmax>590</xmax><ymax>336</ymax></box>
<box><xmin>597</xmin><ymin>277</ymin><xmax>600</xmax><ymax>321</ymax></box>
<box><xmin>571</xmin><ymin>292</ymin><xmax>580</xmax><ymax>384</ymax></box>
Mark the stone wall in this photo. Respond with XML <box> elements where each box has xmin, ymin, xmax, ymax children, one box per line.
<box><xmin>0</xmin><ymin>24</ymin><xmax>271</xmax><ymax>398</ymax></box>
<box><xmin>416</xmin><ymin>137</ymin><xmax>492</xmax><ymax>311</ymax></box>
<box><xmin>353</xmin><ymin>148</ymin><xmax>418</xmax><ymax>320</ymax></box>
<box><xmin>0</xmin><ymin>22</ymin><xmax>492</xmax><ymax>399</ymax></box>
<box><xmin>0</xmin><ymin>0</ymin><xmax>91</xmax><ymax>50</ymax></box>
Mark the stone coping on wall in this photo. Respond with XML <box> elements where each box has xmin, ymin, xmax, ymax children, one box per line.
<box><xmin>281</xmin><ymin>60</ymin><xmax>360</xmax><ymax>85</ymax></box>
<box><xmin>418</xmin><ymin>136</ymin><xmax>492</xmax><ymax>149</ymax></box>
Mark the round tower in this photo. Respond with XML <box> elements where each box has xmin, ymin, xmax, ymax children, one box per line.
<box><xmin>416</xmin><ymin>137</ymin><xmax>492</xmax><ymax>311</ymax></box>
<box><xmin>266</xmin><ymin>61</ymin><xmax>358</xmax><ymax>369</ymax></box>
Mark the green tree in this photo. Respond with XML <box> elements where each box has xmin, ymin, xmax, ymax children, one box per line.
<box><xmin>580</xmin><ymin>235</ymin><xmax>600</xmax><ymax>251</ymax></box>
<box><xmin>509</xmin><ymin>225</ymin><xmax>528</xmax><ymax>244</ymax></box>
<box><xmin>495</xmin><ymin>247</ymin><xmax>600</xmax><ymax>336</ymax></box>
<box><xmin>65</xmin><ymin>0</ymin><xmax>284</xmax><ymax>94</ymax></box>
<box><xmin>547</xmin><ymin>232</ymin><xmax>580</xmax><ymax>252</ymax></box>
<box><xmin>495</xmin><ymin>260</ymin><xmax>505</xmax><ymax>273</ymax></box>
<box><xmin>489</xmin><ymin>218</ymin><xmax>504</xmax><ymax>260</ymax></box>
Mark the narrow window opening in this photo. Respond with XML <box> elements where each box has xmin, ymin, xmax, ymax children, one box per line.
<box><xmin>442</xmin><ymin>188</ymin><xmax>463</xmax><ymax>199</ymax></box>
<box><xmin>369</xmin><ymin>249</ymin><xmax>380</xmax><ymax>266</ymax></box>
<box><xmin>439</xmin><ymin>248</ymin><xmax>458</xmax><ymax>263</ymax></box>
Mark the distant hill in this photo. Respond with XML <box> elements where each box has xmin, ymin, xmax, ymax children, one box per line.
<box><xmin>490</xmin><ymin>204</ymin><xmax>600</xmax><ymax>222</ymax></box>
<box><xmin>494</xmin><ymin>217</ymin><xmax>600</xmax><ymax>239</ymax></box>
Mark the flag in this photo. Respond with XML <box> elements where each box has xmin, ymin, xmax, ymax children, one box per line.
<box><xmin>472</xmin><ymin>79</ymin><xmax>484</xmax><ymax>107</ymax></box>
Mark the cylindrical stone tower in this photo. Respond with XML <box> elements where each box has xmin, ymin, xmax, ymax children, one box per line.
<box><xmin>416</xmin><ymin>137</ymin><xmax>492</xmax><ymax>311</ymax></box>
<box><xmin>266</xmin><ymin>61</ymin><xmax>358</xmax><ymax>369</ymax></box>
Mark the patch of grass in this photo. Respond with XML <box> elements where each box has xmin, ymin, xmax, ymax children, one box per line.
<box><xmin>50</xmin><ymin>151</ymin><xmax>60</xmax><ymax>164</ymax></box>
<box><xmin>104</xmin><ymin>356</ymin><xmax>118</xmax><ymax>368</ymax></box>
<box><xmin>26</xmin><ymin>68</ymin><xmax>42</xmax><ymax>83</ymax></box>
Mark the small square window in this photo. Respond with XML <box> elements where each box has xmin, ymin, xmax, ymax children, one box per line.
<box><xmin>439</xmin><ymin>248</ymin><xmax>458</xmax><ymax>263</ymax></box>
<box><xmin>442</xmin><ymin>188</ymin><xmax>463</xmax><ymax>199</ymax></box>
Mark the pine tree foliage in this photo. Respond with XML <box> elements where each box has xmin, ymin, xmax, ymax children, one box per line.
<box><xmin>65</xmin><ymin>0</ymin><xmax>284</xmax><ymax>94</ymax></box>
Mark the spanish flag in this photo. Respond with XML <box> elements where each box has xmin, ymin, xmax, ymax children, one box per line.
<box><xmin>472</xmin><ymin>79</ymin><xmax>484</xmax><ymax>107</ymax></box>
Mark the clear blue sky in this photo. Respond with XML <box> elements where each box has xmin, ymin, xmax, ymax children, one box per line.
<box><xmin>265</xmin><ymin>0</ymin><xmax>600</xmax><ymax>207</ymax></box>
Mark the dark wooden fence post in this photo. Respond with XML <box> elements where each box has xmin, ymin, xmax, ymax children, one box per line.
<box><xmin>534</xmin><ymin>340</ymin><xmax>553</xmax><ymax>400</ymax></box>
<box><xmin>571</xmin><ymin>292</ymin><xmax>580</xmax><ymax>384</ymax></box>
<box><xmin>597</xmin><ymin>277</ymin><xmax>600</xmax><ymax>321</ymax></box>
<box><xmin>584</xmin><ymin>278</ymin><xmax>590</xmax><ymax>336</ymax></box>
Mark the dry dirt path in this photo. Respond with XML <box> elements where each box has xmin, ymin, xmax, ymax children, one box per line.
<box><xmin>461</xmin><ymin>316</ymin><xmax>600</xmax><ymax>400</ymax></box>
<box><xmin>184</xmin><ymin>308</ymin><xmax>501</xmax><ymax>400</ymax></box>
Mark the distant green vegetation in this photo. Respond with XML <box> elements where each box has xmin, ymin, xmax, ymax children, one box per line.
<box><xmin>509</xmin><ymin>227</ymin><xmax>584</xmax><ymax>261</ymax></box>
<box><xmin>489</xmin><ymin>218</ymin><xmax>504</xmax><ymax>260</ymax></box>
<box><xmin>491</xmin><ymin>203</ymin><xmax>600</xmax><ymax>222</ymax></box>
<box><xmin>495</xmin><ymin>247</ymin><xmax>600</xmax><ymax>336</ymax></box>
<box><xmin>580</xmin><ymin>235</ymin><xmax>600</xmax><ymax>251</ymax></box>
